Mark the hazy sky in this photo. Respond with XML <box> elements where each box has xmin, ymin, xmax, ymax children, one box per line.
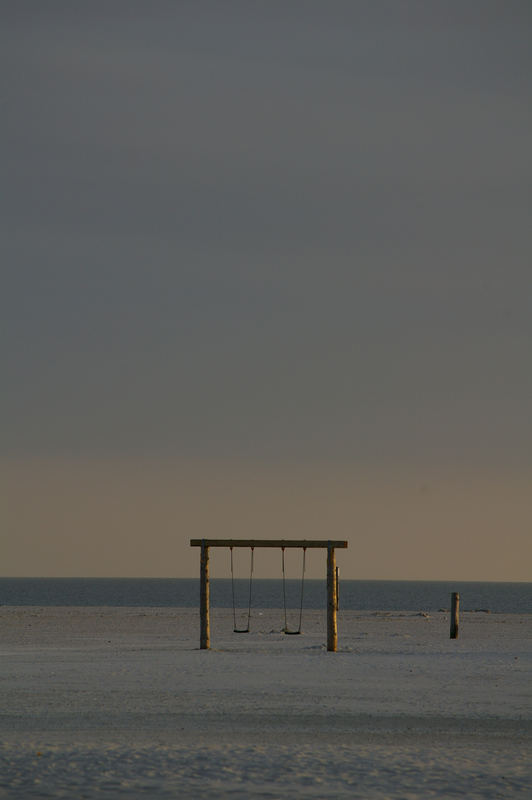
<box><xmin>2</xmin><ymin>2</ymin><xmax>531</xmax><ymax>580</ymax></box>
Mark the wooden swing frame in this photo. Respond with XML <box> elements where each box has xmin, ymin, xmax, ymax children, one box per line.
<box><xmin>190</xmin><ymin>539</ymin><xmax>348</xmax><ymax>652</ymax></box>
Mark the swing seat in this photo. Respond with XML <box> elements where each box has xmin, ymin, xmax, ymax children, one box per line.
<box><xmin>233</xmin><ymin>627</ymin><xmax>250</xmax><ymax>633</ymax></box>
<box><xmin>283</xmin><ymin>628</ymin><xmax>301</xmax><ymax>635</ymax></box>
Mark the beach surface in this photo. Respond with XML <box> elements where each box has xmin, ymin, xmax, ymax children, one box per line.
<box><xmin>1</xmin><ymin>606</ymin><xmax>531</xmax><ymax>798</ymax></box>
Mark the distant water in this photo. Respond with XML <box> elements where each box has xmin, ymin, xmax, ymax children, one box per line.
<box><xmin>0</xmin><ymin>578</ymin><xmax>530</xmax><ymax>613</ymax></box>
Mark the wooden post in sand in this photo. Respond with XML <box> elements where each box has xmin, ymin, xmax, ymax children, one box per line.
<box><xmin>450</xmin><ymin>592</ymin><xmax>459</xmax><ymax>639</ymax></box>
<box><xmin>327</xmin><ymin>542</ymin><xmax>338</xmax><ymax>652</ymax></box>
<box><xmin>200</xmin><ymin>540</ymin><xmax>210</xmax><ymax>650</ymax></box>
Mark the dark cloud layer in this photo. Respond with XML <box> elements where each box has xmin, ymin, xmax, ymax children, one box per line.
<box><xmin>2</xmin><ymin>1</ymin><xmax>531</xmax><ymax>468</ymax></box>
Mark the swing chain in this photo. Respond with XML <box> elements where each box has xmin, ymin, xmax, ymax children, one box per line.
<box><xmin>281</xmin><ymin>546</ymin><xmax>307</xmax><ymax>634</ymax></box>
<box><xmin>230</xmin><ymin>545</ymin><xmax>254</xmax><ymax>633</ymax></box>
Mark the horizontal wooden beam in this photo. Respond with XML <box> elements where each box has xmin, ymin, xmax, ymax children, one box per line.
<box><xmin>190</xmin><ymin>539</ymin><xmax>348</xmax><ymax>549</ymax></box>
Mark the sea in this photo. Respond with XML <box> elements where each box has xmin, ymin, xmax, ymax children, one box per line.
<box><xmin>0</xmin><ymin>578</ymin><xmax>530</xmax><ymax>614</ymax></box>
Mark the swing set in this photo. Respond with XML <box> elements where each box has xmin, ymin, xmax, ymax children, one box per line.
<box><xmin>190</xmin><ymin>539</ymin><xmax>348</xmax><ymax>651</ymax></box>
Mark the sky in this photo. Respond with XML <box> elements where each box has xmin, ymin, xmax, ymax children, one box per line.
<box><xmin>2</xmin><ymin>1</ymin><xmax>531</xmax><ymax>581</ymax></box>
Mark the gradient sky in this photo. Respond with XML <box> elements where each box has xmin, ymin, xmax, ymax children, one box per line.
<box><xmin>2</xmin><ymin>2</ymin><xmax>531</xmax><ymax>580</ymax></box>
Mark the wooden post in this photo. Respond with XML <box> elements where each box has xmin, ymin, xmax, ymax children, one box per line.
<box><xmin>327</xmin><ymin>542</ymin><xmax>337</xmax><ymax>652</ymax></box>
<box><xmin>335</xmin><ymin>566</ymin><xmax>339</xmax><ymax>609</ymax></box>
<box><xmin>200</xmin><ymin>540</ymin><xmax>210</xmax><ymax>649</ymax></box>
<box><xmin>450</xmin><ymin>592</ymin><xmax>459</xmax><ymax>639</ymax></box>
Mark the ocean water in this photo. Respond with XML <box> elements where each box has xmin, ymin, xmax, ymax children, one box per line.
<box><xmin>0</xmin><ymin>578</ymin><xmax>530</xmax><ymax>613</ymax></box>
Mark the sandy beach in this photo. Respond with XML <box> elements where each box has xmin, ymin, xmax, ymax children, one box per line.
<box><xmin>1</xmin><ymin>606</ymin><xmax>531</xmax><ymax>798</ymax></box>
